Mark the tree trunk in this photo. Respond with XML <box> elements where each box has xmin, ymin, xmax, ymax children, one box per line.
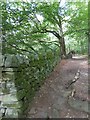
<box><xmin>58</xmin><ymin>18</ymin><xmax>66</xmax><ymax>58</ymax></box>
<box><xmin>59</xmin><ymin>37</ymin><xmax>66</xmax><ymax>57</ymax></box>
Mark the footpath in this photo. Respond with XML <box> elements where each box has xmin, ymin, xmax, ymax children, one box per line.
<box><xmin>26</xmin><ymin>56</ymin><xmax>89</xmax><ymax>118</ymax></box>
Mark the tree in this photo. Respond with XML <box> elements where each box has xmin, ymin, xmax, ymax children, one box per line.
<box><xmin>31</xmin><ymin>2</ymin><xmax>67</xmax><ymax>57</ymax></box>
<box><xmin>1</xmin><ymin>2</ymin><xmax>61</xmax><ymax>57</ymax></box>
<box><xmin>1</xmin><ymin>1</ymin><xmax>88</xmax><ymax>57</ymax></box>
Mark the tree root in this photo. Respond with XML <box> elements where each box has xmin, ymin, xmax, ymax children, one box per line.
<box><xmin>66</xmin><ymin>70</ymin><xmax>80</xmax><ymax>89</ymax></box>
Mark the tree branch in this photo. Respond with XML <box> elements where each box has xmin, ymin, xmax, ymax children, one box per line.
<box><xmin>6</xmin><ymin>41</ymin><xmax>38</xmax><ymax>55</ymax></box>
<box><xmin>44</xmin><ymin>29</ymin><xmax>61</xmax><ymax>39</ymax></box>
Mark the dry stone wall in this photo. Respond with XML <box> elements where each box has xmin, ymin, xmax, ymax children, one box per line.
<box><xmin>1</xmin><ymin>49</ymin><xmax>60</xmax><ymax>118</ymax></box>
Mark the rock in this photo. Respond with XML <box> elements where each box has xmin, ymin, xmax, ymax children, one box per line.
<box><xmin>68</xmin><ymin>97</ymin><xmax>89</xmax><ymax>113</ymax></box>
<box><xmin>66</xmin><ymin>50</ymin><xmax>76</xmax><ymax>59</ymax></box>
<box><xmin>5</xmin><ymin>54</ymin><xmax>12</xmax><ymax>67</ymax></box>
<box><xmin>0</xmin><ymin>54</ymin><xmax>3</xmax><ymax>67</ymax></box>
<box><xmin>16</xmin><ymin>54</ymin><xmax>24</xmax><ymax>64</ymax></box>
<box><xmin>2</xmin><ymin>54</ymin><xmax>30</xmax><ymax>68</ymax></box>
<box><xmin>11</xmin><ymin>55</ymin><xmax>19</xmax><ymax>67</ymax></box>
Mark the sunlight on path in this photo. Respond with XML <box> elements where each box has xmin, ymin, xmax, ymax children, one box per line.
<box><xmin>72</xmin><ymin>55</ymin><xmax>87</xmax><ymax>59</ymax></box>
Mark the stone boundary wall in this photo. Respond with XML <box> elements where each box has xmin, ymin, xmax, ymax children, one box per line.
<box><xmin>1</xmin><ymin>49</ymin><xmax>60</xmax><ymax>117</ymax></box>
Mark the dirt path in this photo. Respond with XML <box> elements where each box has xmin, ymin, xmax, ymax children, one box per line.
<box><xmin>26</xmin><ymin>56</ymin><xmax>89</xmax><ymax>118</ymax></box>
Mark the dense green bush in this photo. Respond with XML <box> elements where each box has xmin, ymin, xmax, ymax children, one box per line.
<box><xmin>14</xmin><ymin>48</ymin><xmax>60</xmax><ymax>114</ymax></box>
